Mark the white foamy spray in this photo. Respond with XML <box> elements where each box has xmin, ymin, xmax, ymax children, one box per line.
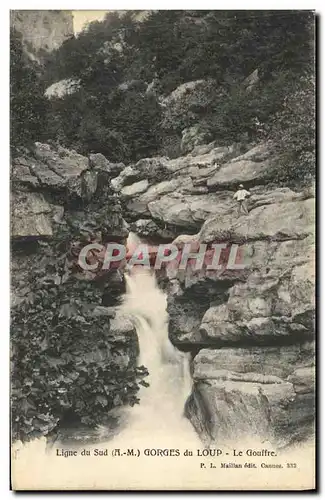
<box><xmin>112</xmin><ymin>231</ymin><xmax>198</xmax><ymax>444</ymax></box>
<box><xmin>11</xmin><ymin>232</ymin><xmax>315</xmax><ymax>490</ymax></box>
<box><xmin>11</xmin><ymin>232</ymin><xmax>202</xmax><ymax>490</ymax></box>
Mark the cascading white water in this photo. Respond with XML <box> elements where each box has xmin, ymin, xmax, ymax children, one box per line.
<box><xmin>11</xmin><ymin>232</ymin><xmax>202</xmax><ymax>490</ymax></box>
<box><xmin>112</xmin><ymin>231</ymin><xmax>199</xmax><ymax>443</ymax></box>
<box><xmin>11</xmin><ymin>231</ymin><xmax>315</xmax><ymax>489</ymax></box>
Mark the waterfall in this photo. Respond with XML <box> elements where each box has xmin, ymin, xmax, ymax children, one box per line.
<box><xmin>11</xmin><ymin>232</ymin><xmax>314</xmax><ymax>489</ymax></box>
<box><xmin>11</xmin><ymin>233</ymin><xmax>203</xmax><ymax>489</ymax></box>
<box><xmin>112</xmin><ymin>232</ymin><xmax>199</xmax><ymax>444</ymax></box>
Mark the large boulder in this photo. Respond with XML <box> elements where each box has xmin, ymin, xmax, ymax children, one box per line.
<box><xmin>11</xmin><ymin>192</ymin><xmax>53</xmax><ymax>239</ymax></box>
<box><xmin>111</xmin><ymin>166</ymin><xmax>142</xmax><ymax>193</ymax></box>
<box><xmin>187</xmin><ymin>343</ymin><xmax>315</xmax><ymax>446</ymax></box>
<box><xmin>207</xmin><ymin>158</ymin><xmax>270</xmax><ymax>188</ymax></box>
<box><xmin>120</xmin><ymin>143</ymin><xmax>283</xmax><ymax>233</ymax></box>
<box><xmin>34</xmin><ymin>142</ymin><xmax>89</xmax><ymax>181</ymax></box>
<box><xmin>110</xmin><ymin>157</ymin><xmax>171</xmax><ymax>195</ymax></box>
<box><xmin>229</xmin><ymin>142</ymin><xmax>270</xmax><ymax>162</ymax></box>
<box><xmin>133</xmin><ymin>157</ymin><xmax>170</xmax><ymax>183</ymax></box>
<box><xmin>89</xmin><ymin>152</ymin><xmax>125</xmax><ymax>176</ymax></box>
<box><xmin>180</xmin><ymin>124</ymin><xmax>212</xmax><ymax>155</ymax></box>
<box><xmin>125</xmin><ymin>178</ymin><xmax>193</xmax><ymax>220</ymax></box>
<box><xmin>121</xmin><ymin>180</ymin><xmax>149</xmax><ymax>199</ymax></box>
<box><xmin>161</xmin><ymin>79</ymin><xmax>219</xmax><ymax>133</ymax></box>
<box><xmin>45</xmin><ymin>78</ymin><xmax>80</xmax><ymax>99</ymax></box>
<box><xmin>147</xmin><ymin>192</ymin><xmax>233</xmax><ymax>229</ymax></box>
<box><xmin>199</xmin><ymin>198</ymin><xmax>314</xmax><ymax>243</ymax></box>
<box><xmin>11</xmin><ymin>143</ymin><xmax>123</xmax><ymax>203</ymax></box>
<box><xmin>207</xmin><ymin>142</ymin><xmax>272</xmax><ymax>188</ymax></box>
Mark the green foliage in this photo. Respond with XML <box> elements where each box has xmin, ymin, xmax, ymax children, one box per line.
<box><xmin>10</xmin><ymin>28</ymin><xmax>49</xmax><ymax>152</ymax></box>
<box><xmin>11</xmin><ymin>10</ymin><xmax>314</xmax><ymax>171</ymax></box>
<box><xmin>40</xmin><ymin>10</ymin><xmax>314</xmax><ymax>166</ymax></box>
<box><xmin>10</xmin><ymin>9</ymin><xmax>315</xmax><ymax>443</ymax></box>
<box><xmin>11</xmin><ymin>221</ymin><xmax>147</xmax><ymax>442</ymax></box>
<box><xmin>43</xmin><ymin>12</ymin><xmax>132</xmax><ymax>83</ymax></box>
<box><xmin>204</xmin><ymin>74</ymin><xmax>294</xmax><ymax>145</ymax></box>
<box><xmin>11</xmin><ymin>284</ymin><xmax>147</xmax><ymax>441</ymax></box>
<box><xmin>111</xmin><ymin>90</ymin><xmax>162</xmax><ymax>161</ymax></box>
<box><xmin>133</xmin><ymin>10</ymin><xmax>314</xmax><ymax>93</ymax></box>
<box><xmin>265</xmin><ymin>75</ymin><xmax>315</xmax><ymax>183</ymax></box>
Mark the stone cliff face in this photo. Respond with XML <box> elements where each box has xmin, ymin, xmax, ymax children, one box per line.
<box><xmin>11</xmin><ymin>135</ymin><xmax>315</xmax><ymax>448</ymax></box>
<box><xmin>11</xmin><ymin>142</ymin><xmax>134</xmax><ymax>377</ymax></box>
<box><xmin>11</xmin><ymin>10</ymin><xmax>74</xmax><ymax>62</ymax></box>
<box><xmin>109</xmin><ymin>138</ymin><xmax>315</xmax><ymax>448</ymax></box>
<box><xmin>11</xmin><ymin>142</ymin><xmax>130</xmax><ymax>290</ymax></box>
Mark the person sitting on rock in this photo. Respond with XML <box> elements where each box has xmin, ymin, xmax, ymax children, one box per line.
<box><xmin>233</xmin><ymin>184</ymin><xmax>251</xmax><ymax>216</ymax></box>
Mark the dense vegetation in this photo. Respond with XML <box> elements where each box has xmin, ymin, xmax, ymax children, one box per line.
<box><xmin>10</xmin><ymin>29</ymin><xmax>50</xmax><ymax>150</ymax></box>
<box><xmin>11</xmin><ymin>279</ymin><xmax>146</xmax><ymax>441</ymax></box>
<box><xmin>11</xmin><ymin>11</ymin><xmax>314</xmax><ymax>180</ymax></box>
<box><xmin>11</xmin><ymin>213</ymin><xmax>148</xmax><ymax>442</ymax></box>
<box><xmin>10</xmin><ymin>10</ymin><xmax>315</xmax><ymax>442</ymax></box>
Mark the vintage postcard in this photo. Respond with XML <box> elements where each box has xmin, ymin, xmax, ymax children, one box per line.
<box><xmin>10</xmin><ymin>9</ymin><xmax>316</xmax><ymax>491</ymax></box>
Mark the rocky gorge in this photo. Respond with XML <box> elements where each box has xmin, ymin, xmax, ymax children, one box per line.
<box><xmin>11</xmin><ymin>142</ymin><xmax>141</xmax><ymax>442</ymax></box>
<box><xmin>109</xmin><ymin>137</ymin><xmax>315</xmax><ymax>448</ymax></box>
<box><xmin>11</xmin><ymin>134</ymin><xmax>315</xmax><ymax>448</ymax></box>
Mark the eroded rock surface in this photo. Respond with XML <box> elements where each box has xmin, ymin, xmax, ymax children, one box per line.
<box><xmin>11</xmin><ymin>142</ymin><xmax>131</xmax><ymax>332</ymax></box>
<box><xmin>187</xmin><ymin>343</ymin><xmax>315</xmax><ymax>447</ymax></box>
<box><xmin>109</xmin><ymin>140</ymin><xmax>315</xmax><ymax>447</ymax></box>
<box><xmin>11</xmin><ymin>139</ymin><xmax>315</xmax><ymax>448</ymax></box>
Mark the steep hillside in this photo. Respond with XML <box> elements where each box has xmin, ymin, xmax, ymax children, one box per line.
<box><xmin>10</xmin><ymin>10</ymin><xmax>315</xmax><ymax>447</ymax></box>
<box><xmin>40</xmin><ymin>11</ymin><xmax>314</xmax><ymax>183</ymax></box>
<box><xmin>10</xmin><ymin>10</ymin><xmax>74</xmax><ymax>63</ymax></box>
<box><xmin>93</xmin><ymin>138</ymin><xmax>316</xmax><ymax>447</ymax></box>
<box><xmin>11</xmin><ymin>137</ymin><xmax>315</xmax><ymax>446</ymax></box>
<box><xmin>11</xmin><ymin>143</ymin><xmax>143</xmax><ymax>442</ymax></box>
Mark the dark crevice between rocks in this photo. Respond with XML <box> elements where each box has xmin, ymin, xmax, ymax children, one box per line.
<box><xmin>206</xmin><ymin>173</ymin><xmax>276</xmax><ymax>193</ymax></box>
<box><xmin>184</xmin><ymin>381</ymin><xmax>214</xmax><ymax>446</ymax></box>
<box><xmin>173</xmin><ymin>334</ymin><xmax>315</xmax><ymax>355</ymax></box>
<box><xmin>11</xmin><ymin>239</ymin><xmax>47</xmax><ymax>253</ymax></box>
<box><xmin>168</xmin><ymin>279</ymin><xmax>234</xmax><ymax>352</ymax></box>
<box><xmin>101</xmin><ymin>273</ymin><xmax>126</xmax><ymax>307</ymax></box>
<box><xmin>123</xmin><ymin>209</ymin><xmax>200</xmax><ymax>237</ymax></box>
<box><xmin>129</xmin><ymin>230</ymin><xmax>175</xmax><ymax>246</ymax></box>
<box><xmin>153</xmin><ymin>221</ymin><xmax>200</xmax><ymax>237</ymax></box>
